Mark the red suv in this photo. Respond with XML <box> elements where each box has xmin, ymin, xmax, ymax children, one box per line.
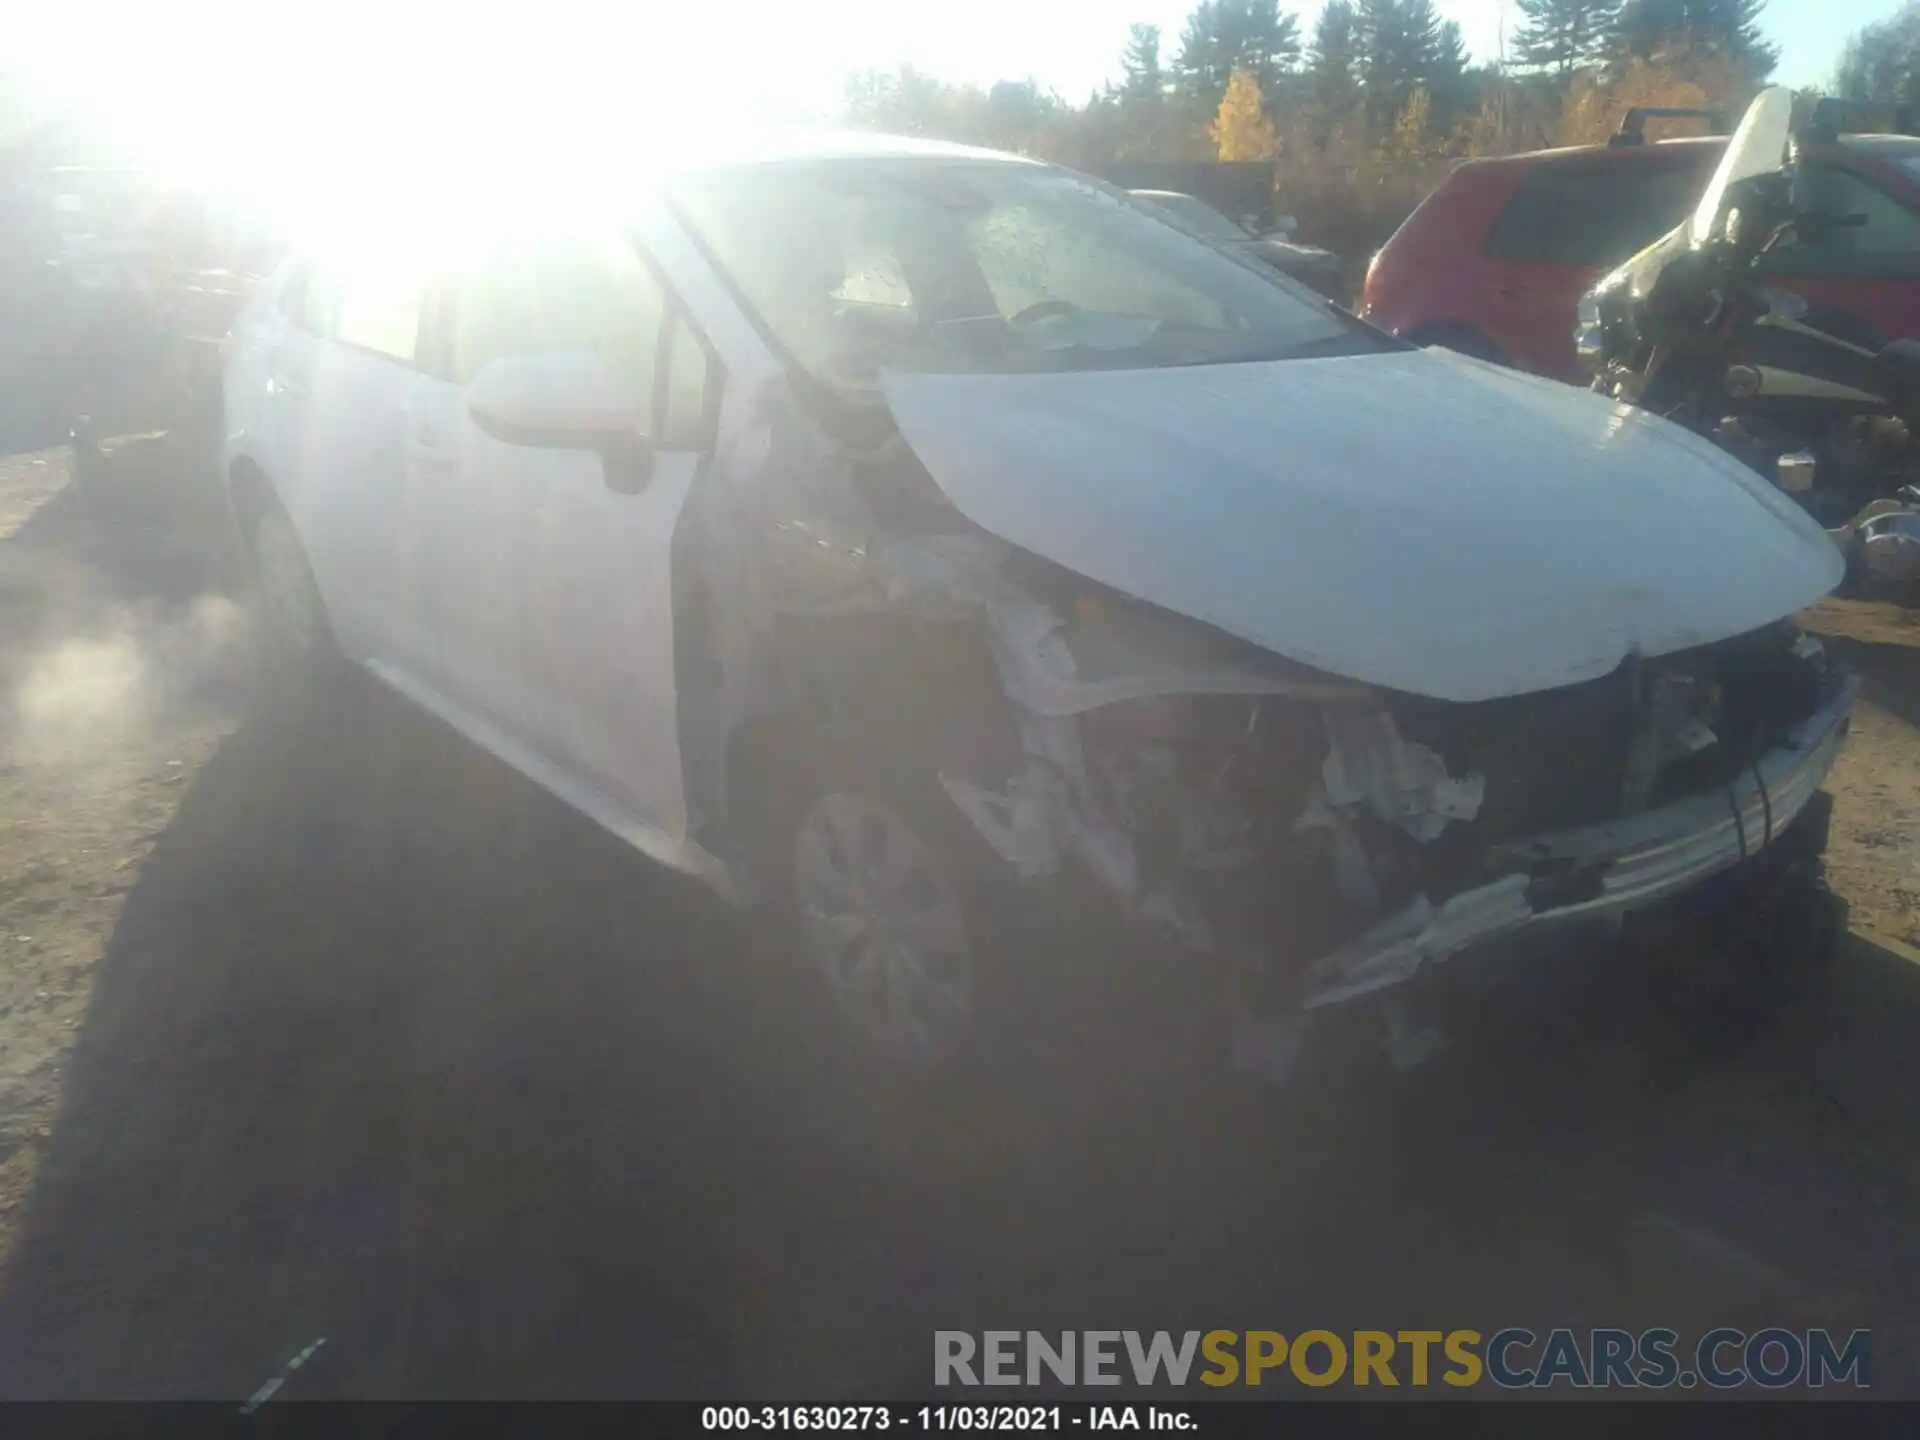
<box><xmin>1362</xmin><ymin>122</ymin><xmax>1920</xmax><ymax>383</ymax></box>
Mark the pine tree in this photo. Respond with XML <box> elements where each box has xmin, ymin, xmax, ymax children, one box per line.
<box><xmin>1176</xmin><ymin>0</ymin><xmax>1304</xmax><ymax>116</ymax></box>
<box><xmin>1429</xmin><ymin>18</ymin><xmax>1470</xmax><ymax>87</ymax></box>
<box><xmin>1513</xmin><ymin>0</ymin><xmax>1623</xmax><ymax>76</ymax></box>
<box><xmin>1836</xmin><ymin>4</ymin><xmax>1920</xmax><ymax>107</ymax></box>
<box><xmin>1612</xmin><ymin>0</ymin><xmax>1778</xmax><ymax>79</ymax></box>
<box><xmin>1308</xmin><ymin>0</ymin><xmax>1363</xmax><ymax>122</ymax></box>
<box><xmin>1356</xmin><ymin>0</ymin><xmax>1447</xmax><ymax>128</ymax></box>
<box><xmin>1121</xmin><ymin>24</ymin><xmax>1167</xmax><ymax>104</ymax></box>
<box><xmin>1427</xmin><ymin>18</ymin><xmax>1473</xmax><ymax>127</ymax></box>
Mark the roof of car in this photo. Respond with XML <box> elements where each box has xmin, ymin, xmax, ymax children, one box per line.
<box><xmin>1838</xmin><ymin>133</ymin><xmax>1920</xmax><ymax>157</ymax></box>
<box><xmin>1466</xmin><ymin>134</ymin><xmax>1727</xmax><ymax>170</ymax></box>
<box><xmin>294</xmin><ymin>131</ymin><xmax>1050</xmax><ymax>262</ymax></box>
<box><xmin>671</xmin><ymin>128</ymin><xmax>1039</xmax><ymax>173</ymax></box>
<box><xmin>1460</xmin><ymin>128</ymin><xmax>1920</xmax><ymax>175</ymax></box>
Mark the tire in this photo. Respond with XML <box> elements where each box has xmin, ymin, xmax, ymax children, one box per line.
<box><xmin>743</xmin><ymin>694</ymin><xmax>1207</xmax><ymax>1169</ymax></box>
<box><xmin>246</xmin><ymin>501</ymin><xmax>343</xmax><ymax>711</ymax></box>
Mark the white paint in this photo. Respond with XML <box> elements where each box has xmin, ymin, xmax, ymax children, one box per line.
<box><xmin>882</xmin><ymin>348</ymin><xmax>1844</xmax><ymax>703</ymax></box>
<box><xmin>463</xmin><ymin>351</ymin><xmax>649</xmax><ymax>438</ymax></box>
<box><xmin>1693</xmin><ymin>88</ymin><xmax>1794</xmax><ymax>247</ymax></box>
<box><xmin>227</xmin><ymin>213</ymin><xmax>706</xmax><ymax>880</ymax></box>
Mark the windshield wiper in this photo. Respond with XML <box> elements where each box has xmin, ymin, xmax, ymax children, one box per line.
<box><xmin>1154</xmin><ymin>331</ymin><xmax>1384</xmax><ymax>367</ymax></box>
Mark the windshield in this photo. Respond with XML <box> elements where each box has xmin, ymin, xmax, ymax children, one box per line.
<box><xmin>1691</xmin><ymin>87</ymin><xmax>1794</xmax><ymax>245</ymax></box>
<box><xmin>1136</xmin><ymin>192</ymin><xmax>1251</xmax><ymax>241</ymax></box>
<box><xmin>670</xmin><ymin>160</ymin><xmax>1371</xmax><ymax>387</ymax></box>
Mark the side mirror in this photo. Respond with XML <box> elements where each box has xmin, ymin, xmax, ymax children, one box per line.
<box><xmin>464</xmin><ymin>351</ymin><xmax>654</xmax><ymax>493</ymax></box>
<box><xmin>1269</xmin><ymin>214</ymin><xmax>1299</xmax><ymax>239</ymax></box>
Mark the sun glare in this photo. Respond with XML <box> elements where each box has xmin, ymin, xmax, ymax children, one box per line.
<box><xmin>6</xmin><ymin>1</ymin><xmax>795</xmax><ymax>265</ymax></box>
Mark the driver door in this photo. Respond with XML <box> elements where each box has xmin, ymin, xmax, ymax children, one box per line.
<box><xmin>419</xmin><ymin>234</ymin><xmax>711</xmax><ymax>844</ymax></box>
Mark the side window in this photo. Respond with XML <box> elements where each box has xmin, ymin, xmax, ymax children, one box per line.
<box><xmin>1764</xmin><ymin>166</ymin><xmax>1920</xmax><ymax>279</ymax></box>
<box><xmin>282</xmin><ymin>264</ymin><xmax>344</xmax><ymax>338</ymax></box>
<box><xmin>1481</xmin><ymin>176</ymin><xmax>1555</xmax><ymax>261</ymax></box>
<box><xmin>334</xmin><ymin>270</ymin><xmax>425</xmax><ymax>363</ymax></box>
<box><xmin>448</xmin><ymin>237</ymin><xmax>666</xmax><ymax>429</ymax></box>
<box><xmin>660</xmin><ymin>312</ymin><xmax>717</xmax><ymax>450</ymax></box>
<box><xmin>1485</xmin><ymin>162</ymin><xmax>1706</xmax><ymax>267</ymax></box>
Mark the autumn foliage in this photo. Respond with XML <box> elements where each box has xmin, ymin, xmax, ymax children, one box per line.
<box><xmin>1210</xmin><ymin>70</ymin><xmax>1279</xmax><ymax>160</ymax></box>
<box><xmin>844</xmin><ymin>0</ymin><xmax>1795</xmax><ymax>260</ymax></box>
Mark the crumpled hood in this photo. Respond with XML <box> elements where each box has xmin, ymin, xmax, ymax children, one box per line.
<box><xmin>881</xmin><ymin>348</ymin><xmax>1844</xmax><ymax>702</ymax></box>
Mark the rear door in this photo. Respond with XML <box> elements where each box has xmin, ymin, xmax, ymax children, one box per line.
<box><xmin>1479</xmin><ymin>152</ymin><xmax>1714</xmax><ymax>379</ymax></box>
<box><xmin>274</xmin><ymin>262</ymin><xmax>431</xmax><ymax>662</ymax></box>
<box><xmin>1761</xmin><ymin>159</ymin><xmax>1920</xmax><ymax>343</ymax></box>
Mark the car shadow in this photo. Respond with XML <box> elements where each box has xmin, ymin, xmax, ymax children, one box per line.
<box><xmin>0</xmin><ymin>639</ymin><xmax>1325</xmax><ymax>1399</ymax></box>
<box><xmin>0</xmin><ymin>422</ymin><xmax>779</xmax><ymax>1396</ymax></box>
<box><xmin>0</xmin><ymin>674</ymin><xmax>857</xmax><ymax>1398</ymax></box>
<box><xmin>1805</xmin><ymin>600</ymin><xmax>1920</xmax><ymax>734</ymax></box>
<box><xmin>0</xmin><ymin>430</ymin><xmax>1262</xmax><ymax>1399</ymax></box>
<box><xmin>6</xmin><ymin>424</ymin><xmax>1920</xmax><ymax>1399</ymax></box>
<box><xmin>11</xmin><ymin>668</ymin><xmax>1920</xmax><ymax>1398</ymax></box>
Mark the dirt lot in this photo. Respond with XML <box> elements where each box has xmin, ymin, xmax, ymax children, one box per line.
<box><xmin>1802</xmin><ymin>597</ymin><xmax>1920</xmax><ymax>948</ymax></box>
<box><xmin>3</xmin><ymin>426</ymin><xmax>1920</xmax><ymax>1399</ymax></box>
<box><xmin>0</xmin><ymin>435</ymin><xmax>241</xmax><ymax>1263</ymax></box>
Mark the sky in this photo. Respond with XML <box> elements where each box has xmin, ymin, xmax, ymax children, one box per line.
<box><xmin>800</xmin><ymin>0</ymin><xmax>1901</xmax><ymax>104</ymax></box>
<box><xmin>0</xmin><ymin>0</ymin><xmax>1905</xmax><ymax>206</ymax></box>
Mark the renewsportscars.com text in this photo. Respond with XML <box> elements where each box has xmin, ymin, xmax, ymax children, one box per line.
<box><xmin>933</xmin><ymin>1328</ymin><xmax>1871</xmax><ymax>1390</ymax></box>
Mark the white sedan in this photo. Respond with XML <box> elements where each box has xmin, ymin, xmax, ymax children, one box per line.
<box><xmin>222</xmin><ymin>131</ymin><xmax>1854</xmax><ymax>1091</ymax></box>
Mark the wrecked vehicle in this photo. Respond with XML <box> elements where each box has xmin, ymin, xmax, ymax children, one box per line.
<box><xmin>221</xmin><ymin>134</ymin><xmax>1855</xmax><ymax>1088</ymax></box>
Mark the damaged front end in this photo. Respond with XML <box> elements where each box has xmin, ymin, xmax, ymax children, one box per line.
<box><xmin>928</xmin><ymin>586</ymin><xmax>1854</xmax><ymax>1083</ymax></box>
<box><xmin>675</xmin><ymin>353</ymin><xmax>1852</xmax><ymax>1089</ymax></box>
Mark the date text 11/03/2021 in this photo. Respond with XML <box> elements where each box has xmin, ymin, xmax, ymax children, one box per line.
<box><xmin>702</xmin><ymin>1407</ymin><xmax>1190</xmax><ymax>1431</ymax></box>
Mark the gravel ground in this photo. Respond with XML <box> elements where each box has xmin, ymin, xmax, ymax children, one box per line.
<box><xmin>1802</xmin><ymin>597</ymin><xmax>1920</xmax><ymax>949</ymax></box>
<box><xmin>2</xmin><ymin>430</ymin><xmax>1919</xmax><ymax>1399</ymax></box>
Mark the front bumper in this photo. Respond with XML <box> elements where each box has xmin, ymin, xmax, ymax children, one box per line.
<box><xmin>1299</xmin><ymin>666</ymin><xmax>1859</xmax><ymax>1009</ymax></box>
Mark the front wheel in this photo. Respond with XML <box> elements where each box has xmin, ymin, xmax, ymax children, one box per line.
<box><xmin>791</xmin><ymin>786</ymin><xmax>981</xmax><ymax>1069</ymax></box>
<box><xmin>247</xmin><ymin>503</ymin><xmax>342</xmax><ymax>708</ymax></box>
<box><xmin>744</xmin><ymin>705</ymin><xmax>1202</xmax><ymax>1166</ymax></box>
<box><xmin>755</xmin><ymin>729</ymin><xmax>1008</xmax><ymax>1089</ymax></box>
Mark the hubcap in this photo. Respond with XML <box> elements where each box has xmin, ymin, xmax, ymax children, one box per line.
<box><xmin>792</xmin><ymin>792</ymin><xmax>975</xmax><ymax>1067</ymax></box>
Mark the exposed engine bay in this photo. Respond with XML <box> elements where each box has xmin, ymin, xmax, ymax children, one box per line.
<box><xmin>674</xmin><ymin>364</ymin><xmax>1856</xmax><ymax>1084</ymax></box>
<box><xmin>926</xmin><ymin>558</ymin><xmax>1849</xmax><ymax>1034</ymax></box>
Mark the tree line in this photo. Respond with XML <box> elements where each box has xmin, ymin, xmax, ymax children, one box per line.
<box><xmin>1836</xmin><ymin>2</ymin><xmax>1920</xmax><ymax>109</ymax></box>
<box><xmin>844</xmin><ymin>0</ymin><xmax>1894</xmax><ymax>258</ymax></box>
